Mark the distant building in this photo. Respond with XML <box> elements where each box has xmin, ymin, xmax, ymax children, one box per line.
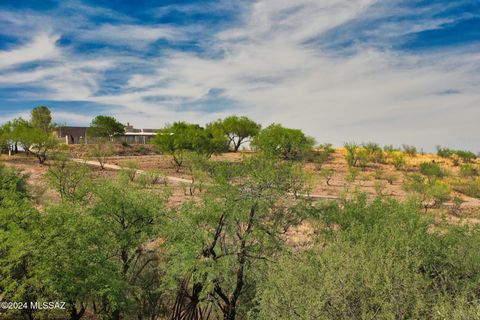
<box><xmin>55</xmin><ymin>126</ymin><xmax>88</xmax><ymax>144</ymax></box>
<box><xmin>55</xmin><ymin>123</ymin><xmax>158</xmax><ymax>144</ymax></box>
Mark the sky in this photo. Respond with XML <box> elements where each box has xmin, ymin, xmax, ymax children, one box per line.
<box><xmin>0</xmin><ymin>0</ymin><xmax>479</xmax><ymax>151</ymax></box>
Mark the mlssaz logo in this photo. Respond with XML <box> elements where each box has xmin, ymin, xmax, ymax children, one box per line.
<box><xmin>30</xmin><ymin>302</ymin><xmax>66</xmax><ymax>310</ymax></box>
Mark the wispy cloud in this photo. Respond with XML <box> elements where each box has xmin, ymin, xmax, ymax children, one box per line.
<box><xmin>0</xmin><ymin>0</ymin><xmax>479</xmax><ymax>150</ymax></box>
<box><xmin>0</xmin><ymin>33</ymin><xmax>60</xmax><ymax>69</ymax></box>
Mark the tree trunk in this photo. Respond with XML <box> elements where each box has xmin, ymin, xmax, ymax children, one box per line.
<box><xmin>112</xmin><ymin>309</ymin><xmax>121</xmax><ymax>320</ymax></box>
<box><xmin>69</xmin><ymin>303</ymin><xmax>86</xmax><ymax>320</ymax></box>
<box><xmin>223</xmin><ymin>305</ymin><xmax>236</xmax><ymax>320</ymax></box>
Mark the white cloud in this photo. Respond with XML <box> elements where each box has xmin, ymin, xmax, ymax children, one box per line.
<box><xmin>0</xmin><ymin>0</ymin><xmax>479</xmax><ymax>151</ymax></box>
<box><xmin>0</xmin><ymin>33</ymin><xmax>60</xmax><ymax>69</ymax></box>
<box><xmin>78</xmin><ymin>24</ymin><xmax>183</xmax><ymax>48</ymax></box>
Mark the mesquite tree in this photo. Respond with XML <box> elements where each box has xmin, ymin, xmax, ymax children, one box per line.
<box><xmin>163</xmin><ymin>155</ymin><xmax>310</xmax><ymax>320</ymax></box>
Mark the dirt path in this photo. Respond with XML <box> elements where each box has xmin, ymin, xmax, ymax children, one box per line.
<box><xmin>71</xmin><ymin>158</ymin><xmax>193</xmax><ymax>185</ymax></box>
<box><xmin>71</xmin><ymin>158</ymin><xmax>341</xmax><ymax>201</ymax></box>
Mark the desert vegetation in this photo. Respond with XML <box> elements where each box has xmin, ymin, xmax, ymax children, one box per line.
<box><xmin>1</xmin><ymin>106</ymin><xmax>480</xmax><ymax>320</ymax></box>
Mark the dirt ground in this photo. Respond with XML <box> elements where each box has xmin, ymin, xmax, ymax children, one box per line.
<box><xmin>2</xmin><ymin>148</ymin><xmax>480</xmax><ymax>223</ymax></box>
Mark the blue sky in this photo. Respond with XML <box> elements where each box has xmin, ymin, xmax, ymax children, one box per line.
<box><xmin>0</xmin><ymin>0</ymin><xmax>479</xmax><ymax>151</ymax></box>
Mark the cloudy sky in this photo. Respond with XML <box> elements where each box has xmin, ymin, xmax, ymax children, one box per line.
<box><xmin>0</xmin><ymin>0</ymin><xmax>479</xmax><ymax>151</ymax></box>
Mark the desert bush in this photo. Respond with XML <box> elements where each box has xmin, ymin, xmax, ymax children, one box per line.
<box><xmin>402</xmin><ymin>144</ymin><xmax>417</xmax><ymax>157</ymax></box>
<box><xmin>119</xmin><ymin>160</ymin><xmax>139</xmax><ymax>182</ymax></box>
<box><xmin>311</xmin><ymin>143</ymin><xmax>335</xmax><ymax>170</ymax></box>
<box><xmin>253</xmin><ymin>196</ymin><xmax>480</xmax><ymax>320</ymax></box>
<box><xmin>459</xmin><ymin>164</ymin><xmax>478</xmax><ymax>178</ymax></box>
<box><xmin>389</xmin><ymin>151</ymin><xmax>406</xmax><ymax>170</ymax></box>
<box><xmin>362</xmin><ymin>142</ymin><xmax>384</xmax><ymax>163</ymax></box>
<box><xmin>451</xmin><ymin>177</ymin><xmax>480</xmax><ymax>199</ymax></box>
<box><xmin>437</xmin><ymin>146</ymin><xmax>477</xmax><ymax>164</ymax></box>
<box><xmin>419</xmin><ymin>162</ymin><xmax>447</xmax><ymax>179</ymax></box>
<box><xmin>137</xmin><ymin>169</ymin><xmax>167</xmax><ymax>187</ymax></box>
<box><xmin>319</xmin><ymin>168</ymin><xmax>335</xmax><ymax>186</ymax></box>
<box><xmin>344</xmin><ymin>142</ymin><xmax>357</xmax><ymax>166</ymax></box>
<box><xmin>403</xmin><ymin>174</ymin><xmax>451</xmax><ymax>209</ymax></box>
<box><xmin>383</xmin><ymin>145</ymin><xmax>399</xmax><ymax>152</ymax></box>
<box><xmin>251</xmin><ymin>123</ymin><xmax>315</xmax><ymax>160</ymax></box>
<box><xmin>86</xmin><ymin>139</ymin><xmax>114</xmax><ymax>170</ymax></box>
<box><xmin>384</xmin><ymin>173</ymin><xmax>398</xmax><ymax>185</ymax></box>
<box><xmin>45</xmin><ymin>155</ymin><xmax>91</xmax><ymax>202</ymax></box>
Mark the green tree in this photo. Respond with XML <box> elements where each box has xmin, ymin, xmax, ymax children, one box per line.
<box><xmin>0</xmin><ymin>165</ymin><xmax>44</xmax><ymax>320</ymax></box>
<box><xmin>10</xmin><ymin>117</ymin><xmax>58</xmax><ymax>164</ymax></box>
<box><xmin>45</xmin><ymin>153</ymin><xmax>91</xmax><ymax>202</ymax></box>
<box><xmin>207</xmin><ymin>116</ymin><xmax>261</xmax><ymax>152</ymax></box>
<box><xmin>86</xmin><ymin>139</ymin><xmax>114</xmax><ymax>170</ymax></box>
<box><xmin>251</xmin><ymin>124</ymin><xmax>315</xmax><ymax>160</ymax></box>
<box><xmin>88</xmin><ymin>180</ymin><xmax>168</xmax><ymax>319</ymax></box>
<box><xmin>153</xmin><ymin>122</ymin><xmax>226</xmax><ymax>172</ymax></box>
<box><xmin>88</xmin><ymin>115</ymin><xmax>125</xmax><ymax>137</ymax></box>
<box><xmin>38</xmin><ymin>203</ymin><xmax>118</xmax><ymax>320</ymax></box>
<box><xmin>164</xmin><ymin>155</ymin><xmax>310</xmax><ymax>320</ymax></box>
<box><xmin>31</xmin><ymin>106</ymin><xmax>54</xmax><ymax>134</ymax></box>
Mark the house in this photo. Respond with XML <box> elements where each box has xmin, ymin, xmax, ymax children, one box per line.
<box><xmin>55</xmin><ymin>126</ymin><xmax>88</xmax><ymax>144</ymax></box>
<box><xmin>55</xmin><ymin>123</ymin><xmax>158</xmax><ymax>144</ymax></box>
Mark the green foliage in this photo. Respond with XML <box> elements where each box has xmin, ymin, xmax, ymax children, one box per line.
<box><xmin>437</xmin><ymin>146</ymin><xmax>477</xmax><ymax>164</ymax></box>
<box><xmin>362</xmin><ymin>142</ymin><xmax>384</xmax><ymax>163</ymax></box>
<box><xmin>163</xmin><ymin>154</ymin><xmax>310</xmax><ymax>319</ymax></box>
<box><xmin>419</xmin><ymin>162</ymin><xmax>447</xmax><ymax>178</ymax></box>
<box><xmin>153</xmin><ymin>122</ymin><xmax>228</xmax><ymax>172</ymax></box>
<box><xmin>451</xmin><ymin>177</ymin><xmax>480</xmax><ymax>199</ymax></box>
<box><xmin>87</xmin><ymin>115</ymin><xmax>125</xmax><ymax>137</ymax></box>
<box><xmin>86</xmin><ymin>139</ymin><xmax>114</xmax><ymax>169</ymax></box>
<box><xmin>31</xmin><ymin>106</ymin><xmax>54</xmax><ymax>134</ymax></box>
<box><xmin>253</xmin><ymin>197</ymin><xmax>480</xmax><ymax>319</ymax></box>
<box><xmin>404</xmin><ymin>174</ymin><xmax>451</xmax><ymax>208</ymax></box>
<box><xmin>311</xmin><ymin>143</ymin><xmax>334</xmax><ymax>170</ymax></box>
<box><xmin>45</xmin><ymin>155</ymin><xmax>91</xmax><ymax>202</ymax></box>
<box><xmin>0</xmin><ymin>165</ymin><xmax>43</xmax><ymax>320</ymax></box>
<box><xmin>402</xmin><ymin>144</ymin><xmax>417</xmax><ymax>156</ymax></box>
<box><xmin>8</xmin><ymin>113</ymin><xmax>58</xmax><ymax>163</ymax></box>
<box><xmin>389</xmin><ymin>151</ymin><xmax>406</xmax><ymax>170</ymax></box>
<box><xmin>207</xmin><ymin>115</ymin><xmax>261</xmax><ymax>152</ymax></box>
<box><xmin>251</xmin><ymin>123</ymin><xmax>315</xmax><ymax>160</ymax></box>
<box><xmin>459</xmin><ymin>164</ymin><xmax>478</xmax><ymax>178</ymax></box>
<box><xmin>319</xmin><ymin>168</ymin><xmax>335</xmax><ymax>186</ymax></box>
<box><xmin>119</xmin><ymin>160</ymin><xmax>139</xmax><ymax>182</ymax></box>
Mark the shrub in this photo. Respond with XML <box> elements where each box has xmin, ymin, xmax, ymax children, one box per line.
<box><xmin>254</xmin><ymin>197</ymin><xmax>480</xmax><ymax>320</ymax></box>
<box><xmin>390</xmin><ymin>151</ymin><xmax>406</xmax><ymax>170</ymax></box>
<box><xmin>436</xmin><ymin>146</ymin><xmax>477</xmax><ymax>164</ymax></box>
<box><xmin>362</xmin><ymin>142</ymin><xmax>384</xmax><ymax>163</ymax></box>
<box><xmin>459</xmin><ymin>164</ymin><xmax>478</xmax><ymax>178</ymax></box>
<box><xmin>344</xmin><ymin>143</ymin><xmax>364</xmax><ymax>167</ymax></box>
<box><xmin>119</xmin><ymin>160</ymin><xmax>138</xmax><ymax>182</ymax></box>
<box><xmin>311</xmin><ymin>143</ymin><xmax>335</xmax><ymax>170</ymax></box>
<box><xmin>319</xmin><ymin>168</ymin><xmax>334</xmax><ymax>186</ymax></box>
<box><xmin>402</xmin><ymin>144</ymin><xmax>417</xmax><ymax>157</ymax></box>
<box><xmin>451</xmin><ymin>178</ymin><xmax>480</xmax><ymax>199</ymax></box>
<box><xmin>403</xmin><ymin>174</ymin><xmax>451</xmax><ymax>208</ymax></box>
<box><xmin>251</xmin><ymin>124</ymin><xmax>315</xmax><ymax>160</ymax></box>
<box><xmin>419</xmin><ymin>162</ymin><xmax>447</xmax><ymax>178</ymax></box>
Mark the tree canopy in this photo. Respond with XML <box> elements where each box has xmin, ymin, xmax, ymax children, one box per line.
<box><xmin>251</xmin><ymin>123</ymin><xmax>315</xmax><ymax>160</ymax></box>
<box><xmin>152</xmin><ymin>122</ymin><xmax>227</xmax><ymax>172</ymax></box>
<box><xmin>87</xmin><ymin>115</ymin><xmax>125</xmax><ymax>137</ymax></box>
<box><xmin>207</xmin><ymin>116</ymin><xmax>261</xmax><ymax>152</ymax></box>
